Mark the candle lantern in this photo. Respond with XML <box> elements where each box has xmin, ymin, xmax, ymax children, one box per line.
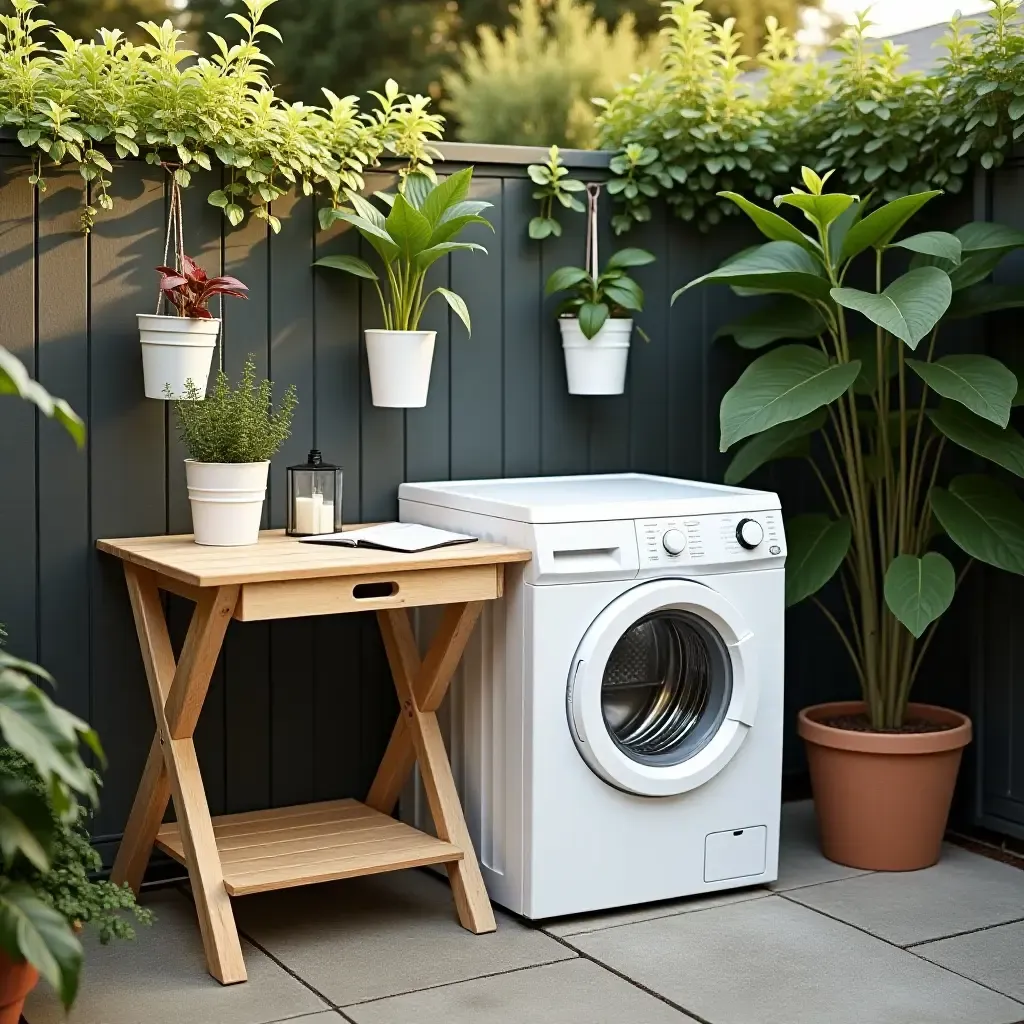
<box><xmin>286</xmin><ymin>450</ymin><xmax>342</xmax><ymax>536</ymax></box>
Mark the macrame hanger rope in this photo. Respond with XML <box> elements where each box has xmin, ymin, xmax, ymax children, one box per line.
<box><xmin>156</xmin><ymin>163</ymin><xmax>185</xmax><ymax>316</ymax></box>
<box><xmin>585</xmin><ymin>182</ymin><xmax>602</xmax><ymax>280</ymax></box>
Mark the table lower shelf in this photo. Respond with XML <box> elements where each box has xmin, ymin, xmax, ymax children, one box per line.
<box><xmin>155</xmin><ymin>799</ymin><xmax>463</xmax><ymax>896</ymax></box>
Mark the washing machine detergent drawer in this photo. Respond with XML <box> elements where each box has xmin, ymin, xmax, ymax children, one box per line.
<box><xmin>704</xmin><ymin>826</ymin><xmax>767</xmax><ymax>882</ymax></box>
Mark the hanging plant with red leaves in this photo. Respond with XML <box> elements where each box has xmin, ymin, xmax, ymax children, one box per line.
<box><xmin>156</xmin><ymin>255</ymin><xmax>249</xmax><ymax>320</ymax></box>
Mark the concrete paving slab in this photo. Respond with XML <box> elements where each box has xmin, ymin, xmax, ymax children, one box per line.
<box><xmin>915</xmin><ymin>920</ymin><xmax>1024</xmax><ymax>1002</ymax></box>
<box><xmin>568</xmin><ymin>892</ymin><xmax>1024</xmax><ymax>1024</ymax></box>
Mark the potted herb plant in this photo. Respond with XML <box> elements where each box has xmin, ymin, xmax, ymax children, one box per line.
<box><xmin>545</xmin><ymin>248</ymin><xmax>655</xmax><ymax>395</ymax></box>
<box><xmin>314</xmin><ymin>167</ymin><xmax>491</xmax><ymax>408</ymax></box>
<box><xmin>140</xmin><ymin>255</ymin><xmax>248</xmax><ymax>400</ymax></box>
<box><xmin>675</xmin><ymin>167</ymin><xmax>1024</xmax><ymax>871</ymax></box>
<box><xmin>169</xmin><ymin>355</ymin><xmax>297</xmax><ymax>546</ymax></box>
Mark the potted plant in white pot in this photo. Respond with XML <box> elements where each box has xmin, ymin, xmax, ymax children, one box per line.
<box><xmin>545</xmin><ymin>248</ymin><xmax>655</xmax><ymax>395</ymax></box>
<box><xmin>314</xmin><ymin>167</ymin><xmax>491</xmax><ymax>407</ymax></box>
<box><xmin>675</xmin><ymin>166</ymin><xmax>1024</xmax><ymax>871</ymax></box>
<box><xmin>169</xmin><ymin>355</ymin><xmax>297</xmax><ymax>546</ymax></box>
<box><xmin>140</xmin><ymin>255</ymin><xmax>249</xmax><ymax>400</ymax></box>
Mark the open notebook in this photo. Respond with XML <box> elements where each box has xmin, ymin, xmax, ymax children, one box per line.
<box><xmin>298</xmin><ymin>522</ymin><xmax>478</xmax><ymax>553</ymax></box>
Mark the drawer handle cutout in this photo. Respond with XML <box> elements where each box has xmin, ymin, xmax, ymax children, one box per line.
<box><xmin>353</xmin><ymin>581</ymin><xmax>398</xmax><ymax>600</ymax></box>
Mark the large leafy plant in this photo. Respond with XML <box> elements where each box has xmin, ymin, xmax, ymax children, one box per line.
<box><xmin>676</xmin><ymin>167</ymin><xmax>1024</xmax><ymax>730</ymax></box>
<box><xmin>545</xmin><ymin>248</ymin><xmax>656</xmax><ymax>339</ymax></box>
<box><xmin>0</xmin><ymin>0</ymin><xmax>444</xmax><ymax>232</ymax></box>
<box><xmin>313</xmin><ymin>167</ymin><xmax>492</xmax><ymax>335</ymax></box>
<box><xmin>170</xmin><ymin>354</ymin><xmax>298</xmax><ymax>464</ymax></box>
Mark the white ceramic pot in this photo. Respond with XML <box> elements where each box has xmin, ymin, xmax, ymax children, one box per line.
<box><xmin>559</xmin><ymin>317</ymin><xmax>633</xmax><ymax>396</ymax></box>
<box><xmin>364</xmin><ymin>329</ymin><xmax>436</xmax><ymax>408</ymax></box>
<box><xmin>184</xmin><ymin>460</ymin><xmax>269</xmax><ymax>546</ymax></box>
<box><xmin>139</xmin><ymin>314</ymin><xmax>221</xmax><ymax>400</ymax></box>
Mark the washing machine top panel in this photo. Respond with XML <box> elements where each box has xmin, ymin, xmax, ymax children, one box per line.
<box><xmin>398</xmin><ymin>473</ymin><xmax>779</xmax><ymax>524</ymax></box>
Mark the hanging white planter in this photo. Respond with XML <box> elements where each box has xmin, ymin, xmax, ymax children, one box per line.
<box><xmin>185</xmin><ymin>459</ymin><xmax>269</xmax><ymax>546</ymax></box>
<box><xmin>365</xmin><ymin>329</ymin><xmax>436</xmax><ymax>408</ymax></box>
<box><xmin>559</xmin><ymin>317</ymin><xmax>633</xmax><ymax>396</ymax></box>
<box><xmin>139</xmin><ymin>314</ymin><xmax>221</xmax><ymax>399</ymax></box>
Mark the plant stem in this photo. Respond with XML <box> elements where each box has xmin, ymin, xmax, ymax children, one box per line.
<box><xmin>812</xmin><ymin>595</ymin><xmax>866</xmax><ymax>684</ymax></box>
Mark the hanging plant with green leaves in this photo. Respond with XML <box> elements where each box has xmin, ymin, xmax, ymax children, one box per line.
<box><xmin>0</xmin><ymin>0</ymin><xmax>444</xmax><ymax>232</ymax></box>
<box><xmin>675</xmin><ymin>167</ymin><xmax>1024</xmax><ymax>730</ymax></box>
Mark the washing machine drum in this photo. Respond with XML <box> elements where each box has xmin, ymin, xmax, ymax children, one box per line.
<box><xmin>568</xmin><ymin>579</ymin><xmax>757</xmax><ymax>797</ymax></box>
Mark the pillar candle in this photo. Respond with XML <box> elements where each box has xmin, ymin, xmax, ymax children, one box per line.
<box><xmin>295</xmin><ymin>492</ymin><xmax>323</xmax><ymax>534</ymax></box>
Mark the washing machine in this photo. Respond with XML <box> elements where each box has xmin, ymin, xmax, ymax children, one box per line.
<box><xmin>398</xmin><ymin>473</ymin><xmax>786</xmax><ymax>920</ymax></box>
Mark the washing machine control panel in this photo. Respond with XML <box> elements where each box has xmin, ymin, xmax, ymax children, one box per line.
<box><xmin>635</xmin><ymin>511</ymin><xmax>785</xmax><ymax>573</ymax></box>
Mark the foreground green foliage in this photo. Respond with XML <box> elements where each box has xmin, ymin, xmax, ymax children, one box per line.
<box><xmin>171</xmin><ymin>355</ymin><xmax>298</xmax><ymax>464</ymax></box>
<box><xmin>314</xmin><ymin>167</ymin><xmax>491</xmax><ymax>335</ymax></box>
<box><xmin>676</xmin><ymin>168</ymin><xmax>1024</xmax><ymax>730</ymax></box>
<box><xmin>0</xmin><ymin>0</ymin><xmax>443</xmax><ymax>231</ymax></box>
<box><xmin>443</xmin><ymin>0</ymin><xmax>655</xmax><ymax>148</ymax></box>
<box><xmin>599</xmin><ymin>0</ymin><xmax>1024</xmax><ymax>233</ymax></box>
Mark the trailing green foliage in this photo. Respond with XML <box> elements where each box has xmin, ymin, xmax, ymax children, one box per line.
<box><xmin>676</xmin><ymin>169</ymin><xmax>1024</xmax><ymax>730</ymax></box>
<box><xmin>0</xmin><ymin>0</ymin><xmax>443</xmax><ymax>231</ymax></box>
<box><xmin>0</xmin><ymin>347</ymin><xmax>83</xmax><ymax>446</ymax></box>
<box><xmin>545</xmin><ymin>248</ymin><xmax>656</xmax><ymax>339</ymax></box>
<box><xmin>0</xmin><ymin>749</ymin><xmax>152</xmax><ymax>945</ymax></box>
<box><xmin>599</xmin><ymin>0</ymin><xmax>1024</xmax><ymax>233</ymax></box>
<box><xmin>527</xmin><ymin>145</ymin><xmax>586</xmax><ymax>240</ymax></box>
<box><xmin>314</xmin><ymin>167</ymin><xmax>491</xmax><ymax>335</ymax></box>
<box><xmin>170</xmin><ymin>355</ymin><xmax>298</xmax><ymax>464</ymax></box>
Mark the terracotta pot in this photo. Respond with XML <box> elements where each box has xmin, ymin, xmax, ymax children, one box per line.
<box><xmin>798</xmin><ymin>700</ymin><xmax>972</xmax><ymax>871</ymax></box>
<box><xmin>0</xmin><ymin>947</ymin><xmax>39</xmax><ymax>1024</ymax></box>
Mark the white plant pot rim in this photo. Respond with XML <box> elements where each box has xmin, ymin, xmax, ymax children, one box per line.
<box><xmin>184</xmin><ymin>460</ymin><xmax>270</xmax><ymax>467</ymax></box>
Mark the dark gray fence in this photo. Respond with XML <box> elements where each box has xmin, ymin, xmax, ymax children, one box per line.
<box><xmin>0</xmin><ymin>138</ymin><xmax>1015</xmax><ymax>859</ymax></box>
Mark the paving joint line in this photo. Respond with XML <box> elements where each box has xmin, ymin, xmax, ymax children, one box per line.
<box><xmin>905</xmin><ymin>913</ymin><xmax>1024</xmax><ymax>949</ymax></box>
<box><xmin>544</xmin><ymin>931</ymin><xmax>709</xmax><ymax>1023</ymax></box>
<box><xmin>778</xmin><ymin>891</ymin><xmax>1024</xmax><ymax>1008</ymax></box>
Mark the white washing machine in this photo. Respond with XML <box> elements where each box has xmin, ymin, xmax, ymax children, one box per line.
<box><xmin>398</xmin><ymin>473</ymin><xmax>786</xmax><ymax>920</ymax></box>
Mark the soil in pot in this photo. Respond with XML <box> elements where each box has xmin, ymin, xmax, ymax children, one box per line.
<box><xmin>0</xmin><ymin>949</ymin><xmax>38</xmax><ymax>1024</ymax></box>
<box><xmin>799</xmin><ymin>700</ymin><xmax>972</xmax><ymax>872</ymax></box>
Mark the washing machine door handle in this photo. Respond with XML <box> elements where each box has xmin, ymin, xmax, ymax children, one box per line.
<box><xmin>568</xmin><ymin>658</ymin><xmax>587</xmax><ymax>742</ymax></box>
<box><xmin>724</xmin><ymin>633</ymin><xmax>757</xmax><ymax>728</ymax></box>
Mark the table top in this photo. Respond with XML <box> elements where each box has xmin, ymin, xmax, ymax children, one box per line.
<box><xmin>97</xmin><ymin>529</ymin><xmax>532</xmax><ymax>587</ymax></box>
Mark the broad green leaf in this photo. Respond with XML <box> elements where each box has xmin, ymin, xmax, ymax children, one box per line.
<box><xmin>723</xmin><ymin>410</ymin><xmax>825</xmax><ymax>485</ymax></box>
<box><xmin>715</xmin><ymin>297</ymin><xmax>826</xmax><ymax>350</ymax></box>
<box><xmin>785</xmin><ymin>514</ymin><xmax>852</xmax><ymax>607</ymax></box>
<box><xmin>884</xmin><ymin>552</ymin><xmax>956</xmax><ymax>638</ymax></box>
<box><xmin>528</xmin><ymin>217</ymin><xmax>556</xmax><ymax>240</ymax></box>
<box><xmin>384</xmin><ymin>194</ymin><xmax>433</xmax><ymax>262</ymax></box>
<box><xmin>546</xmin><ymin>266</ymin><xmax>592</xmax><ymax>296</ymax></box>
<box><xmin>578</xmin><ymin>301</ymin><xmax>610</xmax><ymax>339</ymax></box>
<box><xmin>0</xmin><ymin>777</ymin><xmax>54</xmax><ymax>872</ymax></box>
<box><xmin>831</xmin><ymin>266</ymin><xmax>952</xmax><ymax>348</ymax></box>
<box><xmin>434</xmin><ymin>287</ymin><xmax>472</xmax><ymax>336</ymax></box>
<box><xmin>427</xmin><ymin>207</ymin><xmax>494</xmax><ymax>247</ymax></box>
<box><xmin>673</xmin><ymin>241</ymin><xmax>832</xmax><ymax>304</ymax></box>
<box><xmin>206</xmin><ymin>189</ymin><xmax>228</xmax><ymax>209</ymax></box>
<box><xmin>907</xmin><ymin>354</ymin><xmax>1017</xmax><ymax>427</ymax></box>
<box><xmin>848</xmin><ymin>333</ymin><xmax>896</xmax><ymax>396</ymax></box>
<box><xmin>828</xmin><ymin>199</ymin><xmax>863</xmax><ymax>265</ymax></box>
<box><xmin>603</xmin><ymin>278</ymin><xmax>644</xmax><ymax>311</ymax></box>
<box><xmin>414</xmin><ymin>241</ymin><xmax>487</xmax><ymax>272</ymax></box>
<box><xmin>889</xmin><ymin>231</ymin><xmax>961</xmax><ymax>264</ymax></box>
<box><xmin>948</xmin><ymin>284</ymin><xmax>1024</xmax><ymax>319</ymax></box>
<box><xmin>331</xmin><ymin>210</ymin><xmax>398</xmax><ymax>264</ymax></box>
<box><xmin>719</xmin><ymin>344</ymin><xmax>861</xmax><ymax>450</ymax></box>
<box><xmin>839</xmin><ymin>190</ymin><xmax>942</xmax><ymax>262</ymax></box>
<box><xmin>955</xmin><ymin>221</ymin><xmax>1024</xmax><ymax>253</ymax></box>
<box><xmin>420</xmin><ymin>167</ymin><xmax>473</xmax><ymax>226</ymax></box>
<box><xmin>931</xmin><ymin>474</ymin><xmax>1024</xmax><ymax>574</ymax></box>
<box><xmin>313</xmin><ymin>254</ymin><xmax>379</xmax><ymax>280</ymax></box>
<box><xmin>0</xmin><ymin>348</ymin><xmax>84</xmax><ymax>448</ymax></box>
<box><xmin>928</xmin><ymin>402</ymin><xmax>1024</xmax><ymax>478</ymax></box>
<box><xmin>717</xmin><ymin>191</ymin><xmax>819</xmax><ymax>254</ymax></box>
<box><xmin>775</xmin><ymin>191</ymin><xmax>855</xmax><ymax>230</ymax></box>
<box><xmin>605</xmin><ymin>248</ymin><xmax>656</xmax><ymax>270</ymax></box>
<box><xmin>0</xmin><ymin>886</ymin><xmax>82</xmax><ymax>1007</ymax></box>
<box><xmin>401</xmin><ymin>171</ymin><xmax>433</xmax><ymax>211</ymax></box>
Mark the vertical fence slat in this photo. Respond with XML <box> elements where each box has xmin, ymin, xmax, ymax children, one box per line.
<box><xmin>89</xmin><ymin>163</ymin><xmax>167</xmax><ymax>835</ymax></box>
<box><xmin>36</xmin><ymin>168</ymin><xmax>90</xmax><ymax>723</ymax></box>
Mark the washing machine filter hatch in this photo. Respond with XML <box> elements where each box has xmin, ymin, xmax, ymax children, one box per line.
<box><xmin>601</xmin><ymin>610</ymin><xmax>733</xmax><ymax>767</ymax></box>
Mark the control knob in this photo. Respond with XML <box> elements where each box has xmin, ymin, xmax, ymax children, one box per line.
<box><xmin>736</xmin><ymin>518</ymin><xmax>764</xmax><ymax>550</ymax></box>
<box><xmin>661</xmin><ymin>529</ymin><xmax>687</xmax><ymax>555</ymax></box>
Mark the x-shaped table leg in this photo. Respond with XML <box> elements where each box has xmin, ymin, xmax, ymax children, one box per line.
<box><xmin>111</xmin><ymin>565</ymin><xmax>247</xmax><ymax>983</ymax></box>
<box><xmin>366</xmin><ymin>602</ymin><xmax>496</xmax><ymax>934</ymax></box>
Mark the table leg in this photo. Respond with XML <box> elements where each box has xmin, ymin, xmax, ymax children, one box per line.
<box><xmin>371</xmin><ymin>604</ymin><xmax>496</xmax><ymax>934</ymax></box>
<box><xmin>116</xmin><ymin>566</ymin><xmax>247</xmax><ymax>984</ymax></box>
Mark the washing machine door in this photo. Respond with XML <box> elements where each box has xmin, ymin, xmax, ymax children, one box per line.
<box><xmin>567</xmin><ymin>578</ymin><xmax>757</xmax><ymax>797</ymax></box>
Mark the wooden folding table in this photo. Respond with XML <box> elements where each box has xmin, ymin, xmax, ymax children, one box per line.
<box><xmin>98</xmin><ymin>530</ymin><xmax>531</xmax><ymax>984</ymax></box>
